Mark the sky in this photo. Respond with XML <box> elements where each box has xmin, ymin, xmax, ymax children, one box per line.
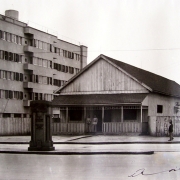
<box><xmin>1</xmin><ymin>0</ymin><xmax>180</xmax><ymax>84</ymax></box>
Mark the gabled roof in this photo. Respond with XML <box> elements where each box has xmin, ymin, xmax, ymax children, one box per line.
<box><xmin>54</xmin><ymin>54</ymin><xmax>180</xmax><ymax>97</ymax></box>
<box><xmin>52</xmin><ymin>93</ymin><xmax>147</xmax><ymax>106</ymax></box>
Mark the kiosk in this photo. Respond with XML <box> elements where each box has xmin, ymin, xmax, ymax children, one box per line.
<box><xmin>28</xmin><ymin>100</ymin><xmax>55</xmax><ymax>151</ymax></box>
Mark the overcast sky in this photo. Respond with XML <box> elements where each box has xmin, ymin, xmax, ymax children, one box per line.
<box><xmin>1</xmin><ymin>0</ymin><xmax>180</xmax><ymax>84</ymax></box>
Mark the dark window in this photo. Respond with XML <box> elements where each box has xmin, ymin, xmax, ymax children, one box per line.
<box><xmin>69</xmin><ymin>109</ymin><xmax>83</xmax><ymax>121</ymax></box>
<box><xmin>34</xmin><ymin>93</ymin><xmax>38</xmax><ymax>100</ymax></box>
<box><xmin>65</xmin><ymin>66</ymin><xmax>68</xmax><ymax>73</ymax></box>
<box><xmin>53</xmin><ymin>114</ymin><xmax>61</xmax><ymax>123</ymax></box>
<box><xmin>124</xmin><ymin>109</ymin><xmax>137</xmax><ymax>120</ymax></box>
<box><xmin>157</xmin><ymin>105</ymin><xmax>163</xmax><ymax>113</ymax></box>
<box><xmin>58</xmin><ymin>64</ymin><xmax>61</xmax><ymax>71</ymax></box>
<box><xmin>20</xmin><ymin>92</ymin><xmax>23</xmax><ymax>100</ymax></box>
<box><xmin>61</xmin><ymin>65</ymin><xmax>65</xmax><ymax>72</ymax></box>
<box><xmin>20</xmin><ymin>73</ymin><xmax>23</xmax><ymax>81</ymax></box>
<box><xmin>50</xmin><ymin>77</ymin><xmax>52</xmax><ymax>85</ymax></box>
<box><xmin>5</xmin><ymin>90</ymin><xmax>9</xmax><ymax>99</ymax></box>
<box><xmin>15</xmin><ymin>73</ymin><xmax>19</xmax><ymax>81</ymax></box>
<box><xmin>69</xmin><ymin>67</ymin><xmax>74</xmax><ymax>74</ymax></box>
<box><xmin>0</xmin><ymin>30</ymin><xmax>2</xmax><ymax>39</ymax></box>
<box><xmin>36</xmin><ymin>75</ymin><xmax>38</xmax><ymax>83</ymax></box>
<box><xmin>3</xmin><ymin>113</ymin><xmax>11</xmax><ymax>118</ymax></box>
<box><xmin>104</xmin><ymin>110</ymin><xmax>112</xmax><ymax>122</ymax></box>
<box><xmin>14</xmin><ymin>114</ymin><xmax>21</xmax><ymax>118</ymax></box>
<box><xmin>9</xmin><ymin>91</ymin><xmax>13</xmax><ymax>99</ymax></box>
<box><xmin>0</xmin><ymin>50</ymin><xmax>4</xmax><ymax>59</ymax></box>
<box><xmin>9</xmin><ymin>52</ymin><xmax>13</xmax><ymax>61</ymax></box>
<box><xmin>4</xmin><ymin>51</ymin><xmax>8</xmax><ymax>60</ymax></box>
<box><xmin>15</xmin><ymin>54</ymin><xmax>19</xmax><ymax>62</ymax></box>
<box><xmin>39</xmin><ymin>93</ymin><xmax>43</xmax><ymax>100</ymax></box>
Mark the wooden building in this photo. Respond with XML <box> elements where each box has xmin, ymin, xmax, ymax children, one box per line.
<box><xmin>51</xmin><ymin>54</ymin><xmax>180</xmax><ymax>136</ymax></box>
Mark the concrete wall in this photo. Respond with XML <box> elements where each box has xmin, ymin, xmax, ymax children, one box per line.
<box><xmin>0</xmin><ymin>11</ymin><xmax>87</xmax><ymax>119</ymax></box>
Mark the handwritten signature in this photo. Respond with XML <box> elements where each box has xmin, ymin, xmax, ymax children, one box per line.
<box><xmin>128</xmin><ymin>167</ymin><xmax>180</xmax><ymax>177</ymax></box>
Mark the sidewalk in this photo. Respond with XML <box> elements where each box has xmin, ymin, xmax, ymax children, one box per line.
<box><xmin>0</xmin><ymin>135</ymin><xmax>179</xmax><ymax>155</ymax></box>
<box><xmin>0</xmin><ymin>135</ymin><xmax>179</xmax><ymax>144</ymax></box>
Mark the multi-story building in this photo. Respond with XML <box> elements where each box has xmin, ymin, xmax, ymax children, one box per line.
<box><xmin>0</xmin><ymin>10</ymin><xmax>87</xmax><ymax>123</ymax></box>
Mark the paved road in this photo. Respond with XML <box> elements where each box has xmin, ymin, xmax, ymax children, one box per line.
<box><xmin>0</xmin><ymin>143</ymin><xmax>180</xmax><ymax>153</ymax></box>
<box><xmin>0</xmin><ymin>152</ymin><xmax>180</xmax><ymax>180</ymax></box>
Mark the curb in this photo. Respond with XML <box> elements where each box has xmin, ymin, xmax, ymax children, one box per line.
<box><xmin>0</xmin><ymin>141</ymin><xmax>179</xmax><ymax>144</ymax></box>
<box><xmin>0</xmin><ymin>150</ymin><xmax>154</xmax><ymax>155</ymax></box>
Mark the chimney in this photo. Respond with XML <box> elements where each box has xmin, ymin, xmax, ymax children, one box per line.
<box><xmin>5</xmin><ymin>10</ymin><xmax>19</xmax><ymax>20</ymax></box>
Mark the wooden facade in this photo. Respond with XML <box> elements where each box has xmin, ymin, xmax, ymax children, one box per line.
<box><xmin>52</xmin><ymin>55</ymin><xmax>180</xmax><ymax>136</ymax></box>
<box><xmin>60</xmin><ymin>59</ymin><xmax>148</xmax><ymax>95</ymax></box>
<box><xmin>0</xmin><ymin>118</ymin><xmax>31</xmax><ymax>135</ymax></box>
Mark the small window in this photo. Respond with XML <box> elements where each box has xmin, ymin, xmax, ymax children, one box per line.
<box><xmin>4</xmin><ymin>51</ymin><xmax>8</xmax><ymax>60</ymax></box>
<box><xmin>3</xmin><ymin>113</ymin><xmax>11</xmax><ymax>118</ymax></box>
<box><xmin>53</xmin><ymin>114</ymin><xmax>61</xmax><ymax>123</ymax></box>
<box><xmin>11</xmin><ymin>34</ymin><xmax>14</xmax><ymax>42</ymax></box>
<box><xmin>0</xmin><ymin>50</ymin><xmax>4</xmax><ymax>59</ymax></box>
<box><xmin>157</xmin><ymin>105</ymin><xmax>163</xmax><ymax>113</ymax></box>
<box><xmin>0</xmin><ymin>30</ymin><xmax>2</xmax><ymax>39</ymax></box>
<box><xmin>6</xmin><ymin>32</ymin><xmax>10</xmax><ymax>41</ymax></box>
<box><xmin>14</xmin><ymin>114</ymin><xmax>21</xmax><ymax>118</ymax></box>
<box><xmin>19</xmin><ymin>37</ymin><xmax>22</xmax><ymax>45</ymax></box>
<box><xmin>124</xmin><ymin>109</ymin><xmax>137</xmax><ymax>120</ymax></box>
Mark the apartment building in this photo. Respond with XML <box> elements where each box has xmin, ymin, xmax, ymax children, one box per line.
<box><xmin>0</xmin><ymin>10</ymin><xmax>87</xmax><ymax>121</ymax></box>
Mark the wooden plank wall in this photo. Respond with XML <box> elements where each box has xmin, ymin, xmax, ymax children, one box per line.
<box><xmin>52</xmin><ymin>123</ymin><xmax>85</xmax><ymax>134</ymax></box>
<box><xmin>61</xmin><ymin>59</ymin><xmax>148</xmax><ymax>94</ymax></box>
<box><xmin>0</xmin><ymin>118</ymin><xmax>31</xmax><ymax>135</ymax></box>
<box><xmin>103</xmin><ymin>122</ymin><xmax>142</xmax><ymax>134</ymax></box>
<box><xmin>156</xmin><ymin>116</ymin><xmax>180</xmax><ymax>136</ymax></box>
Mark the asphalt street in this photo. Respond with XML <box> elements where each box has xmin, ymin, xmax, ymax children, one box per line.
<box><xmin>0</xmin><ymin>152</ymin><xmax>180</xmax><ymax>180</ymax></box>
<box><xmin>0</xmin><ymin>135</ymin><xmax>180</xmax><ymax>180</ymax></box>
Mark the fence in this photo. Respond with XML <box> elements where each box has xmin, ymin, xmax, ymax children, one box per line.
<box><xmin>52</xmin><ymin>123</ymin><xmax>85</xmax><ymax>135</ymax></box>
<box><xmin>103</xmin><ymin>122</ymin><xmax>142</xmax><ymax>134</ymax></box>
<box><xmin>156</xmin><ymin>116</ymin><xmax>180</xmax><ymax>136</ymax></box>
<box><xmin>0</xmin><ymin>118</ymin><xmax>31</xmax><ymax>135</ymax></box>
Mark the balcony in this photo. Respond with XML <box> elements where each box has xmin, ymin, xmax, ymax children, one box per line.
<box><xmin>23</xmin><ymin>64</ymin><xmax>34</xmax><ymax>71</ymax></box>
<box><xmin>24</xmin><ymin>27</ymin><xmax>34</xmax><ymax>35</ymax></box>
<box><xmin>23</xmin><ymin>100</ymin><xmax>31</xmax><ymax>107</ymax></box>
<box><xmin>24</xmin><ymin>45</ymin><xmax>36</xmax><ymax>53</ymax></box>
<box><xmin>23</xmin><ymin>82</ymin><xmax>34</xmax><ymax>89</ymax></box>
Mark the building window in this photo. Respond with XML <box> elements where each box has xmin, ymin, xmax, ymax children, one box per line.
<box><xmin>19</xmin><ymin>37</ymin><xmax>22</xmax><ymax>45</ymax></box>
<box><xmin>157</xmin><ymin>105</ymin><xmax>163</xmax><ymax>113</ymax></box>
<box><xmin>15</xmin><ymin>35</ymin><xmax>18</xmax><ymax>44</ymax></box>
<box><xmin>34</xmin><ymin>93</ymin><xmax>38</xmax><ymax>100</ymax></box>
<box><xmin>69</xmin><ymin>108</ymin><xmax>83</xmax><ymax>121</ymax></box>
<box><xmin>53</xmin><ymin>114</ymin><xmax>60</xmax><ymax>123</ymax></box>
<box><xmin>0</xmin><ymin>50</ymin><xmax>4</xmax><ymax>59</ymax></box>
<box><xmin>6</xmin><ymin>32</ymin><xmax>10</xmax><ymax>41</ymax></box>
<box><xmin>38</xmin><ymin>58</ymin><xmax>42</xmax><ymax>66</ymax></box>
<box><xmin>9</xmin><ymin>52</ymin><xmax>13</xmax><ymax>61</ymax></box>
<box><xmin>4</xmin><ymin>51</ymin><xmax>8</xmax><ymax>60</ymax></box>
<box><xmin>11</xmin><ymin>34</ymin><xmax>14</xmax><ymax>42</ymax></box>
<box><xmin>0</xmin><ymin>30</ymin><xmax>2</xmax><ymax>39</ymax></box>
<box><xmin>39</xmin><ymin>41</ymin><xmax>43</xmax><ymax>49</ymax></box>
<box><xmin>39</xmin><ymin>93</ymin><xmax>43</xmax><ymax>100</ymax></box>
<box><xmin>124</xmin><ymin>109</ymin><xmax>137</xmax><ymax>120</ymax></box>
<box><xmin>14</xmin><ymin>114</ymin><xmax>22</xmax><ymax>118</ymax></box>
<box><xmin>3</xmin><ymin>113</ymin><xmax>11</xmax><ymax>118</ymax></box>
